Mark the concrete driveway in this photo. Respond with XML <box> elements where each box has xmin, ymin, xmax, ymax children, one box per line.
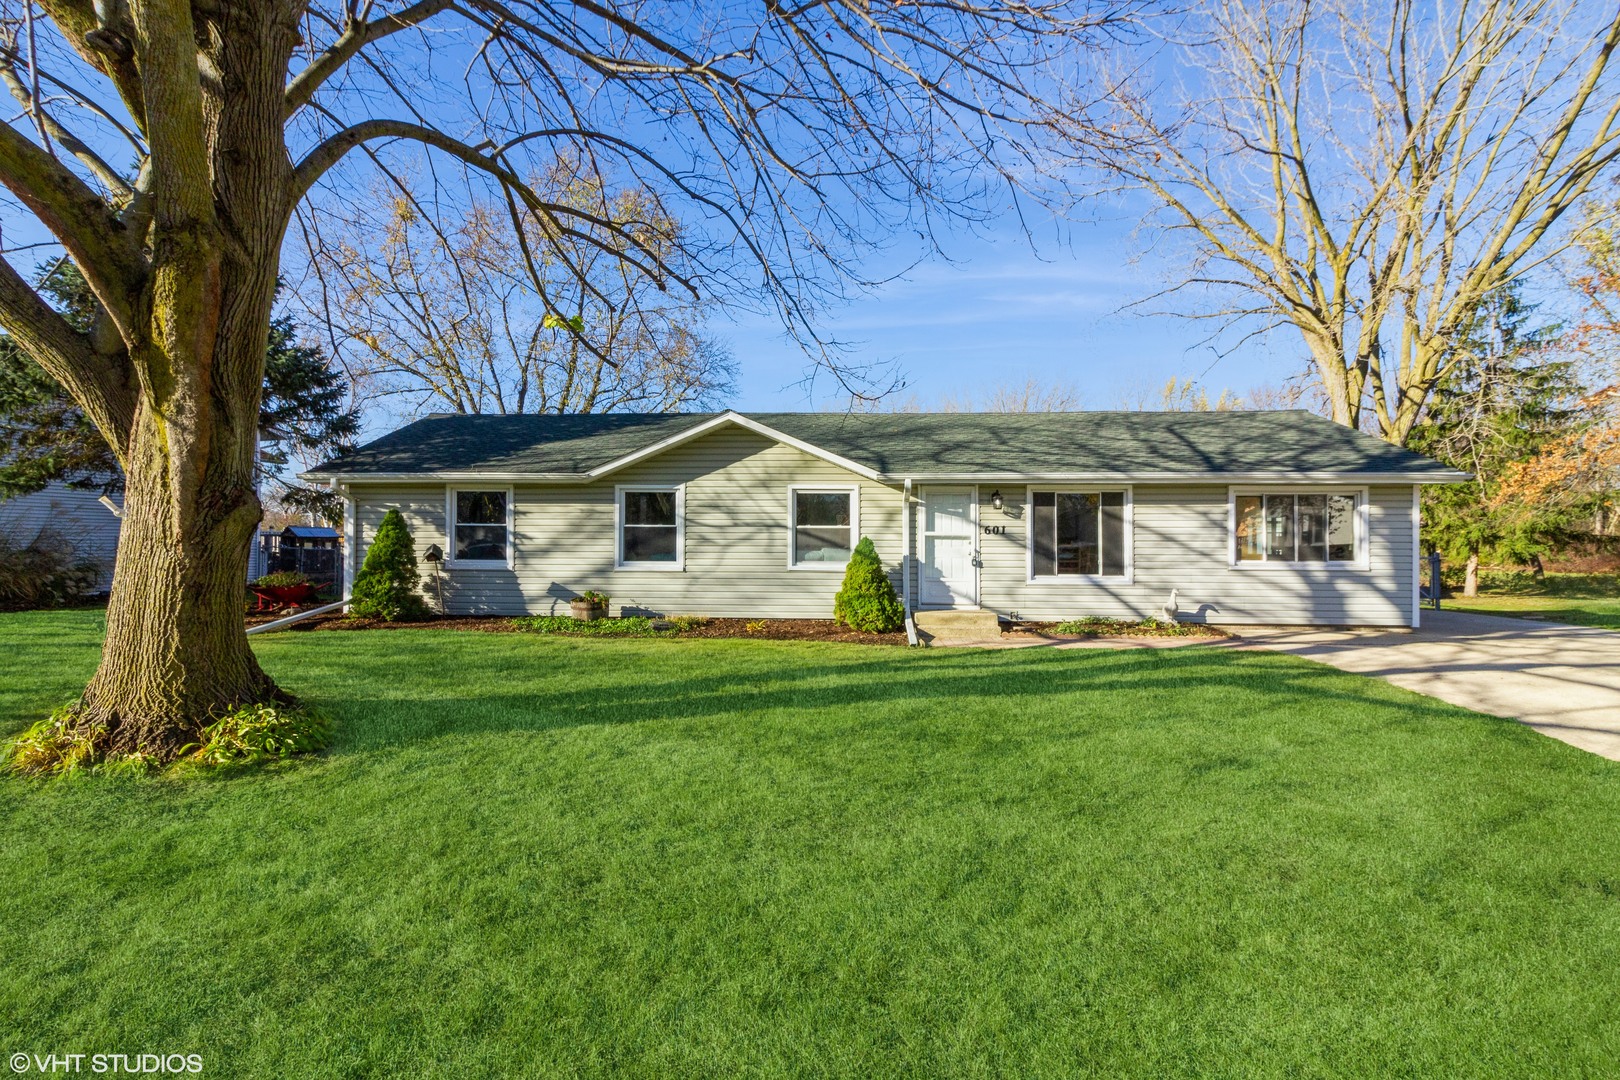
<box><xmin>1237</xmin><ymin>611</ymin><xmax>1620</xmax><ymax>761</ymax></box>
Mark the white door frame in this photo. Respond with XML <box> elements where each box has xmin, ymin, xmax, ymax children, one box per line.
<box><xmin>917</xmin><ymin>485</ymin><xmax>980</xmax><ymax>609</ymax></box>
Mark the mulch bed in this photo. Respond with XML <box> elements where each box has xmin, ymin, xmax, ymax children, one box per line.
<box><xmin>244</xmin><ymin>612</ymin><xmax>521</xmax><ymax>633</ymax></box>
<box><xmin>245</xmin><ymin>612</ymin><xmax>1226</xmax><ymax>644</ymax></box>
<box><xmin>243</xmin><ymin>612</ymin><xmax>907</xmax><ymax>643</ymax></box>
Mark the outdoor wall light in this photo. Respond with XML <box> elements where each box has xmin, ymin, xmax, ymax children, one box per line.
<box><xmin>989</xmin><ymin>489</ymin><xmax>1004</xmax><ymax>512</ymax></box>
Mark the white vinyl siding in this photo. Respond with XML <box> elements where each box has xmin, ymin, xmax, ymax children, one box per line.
<box><xmin>976</xmin><ymin>484</ymin><xmax>1414</xmax><ymax>626</ymax></box>
<box><xmin>351</xmin><ymin>427</ymin><xmax>903</xmax><ymax>618</ymax></box>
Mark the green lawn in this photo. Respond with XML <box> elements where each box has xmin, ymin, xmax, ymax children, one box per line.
<box><xmin>4</xmin><ymin>611</ymin><xmax>1620</xmax><ymax>1077</ymax></box>
<box><xmin>1445</xmin><ymin>571</ymin><xmax>1620</xmax><ymax>629</ymax></box>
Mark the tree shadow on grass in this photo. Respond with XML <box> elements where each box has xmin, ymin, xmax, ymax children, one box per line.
<box><xmin>297</xmin><ymin>641</ymin><xmax>1517</xmax><ymax>756</ymax></box>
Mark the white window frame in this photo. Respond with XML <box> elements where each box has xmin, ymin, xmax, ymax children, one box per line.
<box><xmin>787</xmin><ymin>484</ymin><xmax>860</xmax><ymax>571</ymax></box>
<box><xmin>444</xmin><ymin>486</ymin><xmax>515</xmax><ymax>569</ymax></box>
<box><xmin>615</xmin><ymin>484</ymin><xmax>685</xmax><ymax>571</ymax></box>
<box><xmin>1227</xmin><ymin>486</ymin><xmax>1369</xmax><ymax>571</ymax></box>
<box><xmin>1024</xmin><ymin>486</ymin><xmax>1134</xmax><ymax>585</ymax></box>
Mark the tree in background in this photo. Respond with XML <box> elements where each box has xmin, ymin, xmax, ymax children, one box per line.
<box><xmin>256</xmin><ymin>315</ymin><xmax>360</xmax><ymax>524</ymax></box>
<box><xmin>310</xmin><ymin>162</ymin><xmax>737</xmax><ymax>416</ymax></box>
<box><xmin>0</xmin><ymin>262</ymin><xmax>121</xmax><ymax>497</ymax></box>
<box><xmin>1118</xmin><ymin>377</ymin><xmax>1243</xmax><ymax>412</ymax></box>
<box><xmin>1409</xmin><ymin>287</ymin><xmax>1585</xmax><ymax>595</ymax></box>
<box><xmin>1100</xmin><ymin>0</ymin><xmax>1620</xmax><ymax>444</ymax></box>
<box><xmin>1493</xmin><ymin>196</ymin><xmax>1620</xmax><ymax>529</ymax></box>
<box><xmin>0</xmin><ymin>266</ymin><xmax>358</xmax><ymax>519</ymax></box>
<box><xmin>861</xmin><ymin>377</ymin><xmax>1089</xmax><ymax>413</ymax></box>
<box><xmin>856</xmin><ymin>375</ymin><xmax>1304</xmax><ymax>413</ymax></box>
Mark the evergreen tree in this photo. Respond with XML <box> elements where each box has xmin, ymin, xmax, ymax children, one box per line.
<box><xmin>0</xmin><ymin>262</ymin><xmax>120</xmax><ymax>497</ymax></box>
<box><xmin>348</xmin><ymin>510</ymin><xmax>428</xmax><ymax>621</ymax></box>
<box><xmin>0</xmin><ymin>264</ymin><xmax>358</xmax><ymax>517</ymax></box>
<box><xmin>1409</xmin><ymin>285</ymin><xmax>1587</xmax><ymax>594</ymax></box>
<box><xmin>833</xmin><ymin>537</ymin><xmax>904</xmax><ymax>633</ymax></box>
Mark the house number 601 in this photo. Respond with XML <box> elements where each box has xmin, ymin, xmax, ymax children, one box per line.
<box><xmin>981</xmin><ymin>525</ymin><xmax>1006</xmax><ymax>535</ymax></box>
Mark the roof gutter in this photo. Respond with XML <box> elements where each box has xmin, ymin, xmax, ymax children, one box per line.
<box><xmin>875</xmin><ymin>470</ymin><xmax>1471</xmax><ymax>485</ymax></box>
<box><xmin>299</xmin><ymin>470</ymin><xmax>591</xmax><ymax>484</ymax></box>
<box><xmin>304</xmin><ymin>468</ymin><xmax>1469</xmax><ymax>485</ymax></box>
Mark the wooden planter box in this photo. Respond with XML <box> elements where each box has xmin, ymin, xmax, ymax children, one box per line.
<box><xmin>570</xmin><ymin>601</ymin><xmax>607</xmax><ymax>622</ymax></box>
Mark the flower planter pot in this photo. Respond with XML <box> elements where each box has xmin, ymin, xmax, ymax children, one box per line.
<box><xmin>570</xmin><ymin>601</ymin><xmax>606</xmax><ymax>622</ymax></box>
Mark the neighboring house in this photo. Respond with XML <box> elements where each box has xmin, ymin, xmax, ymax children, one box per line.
<box><xmin>304</xmin><ymin>410</ymin><xmax>1468</xmax><ymax>628</ymax></box>
<box><xmin>0</xmin><ymin>482</ymin><xmax>122</xmax><ymax>592</ymax></box>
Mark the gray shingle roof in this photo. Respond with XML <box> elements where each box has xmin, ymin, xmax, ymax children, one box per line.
<box><xmin>308</xmin><ymin>413</ymin><xmax>714</xmax><ymax>476</ymax></box>
<box><xmin>306</xmin><ymin>410</ymin><xmax>1466</xmax><ymax>482</ymax></box>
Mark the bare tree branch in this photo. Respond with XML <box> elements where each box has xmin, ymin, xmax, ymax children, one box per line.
<box><xmin>1100</xmin><ymin>0</ymin><xmax>1620</xmax><ymax>444</ymax></box>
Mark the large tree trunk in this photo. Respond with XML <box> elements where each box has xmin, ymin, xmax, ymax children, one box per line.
<box><xmin>1463</xmin><ymin>550</ymin><xmax>1480</xmax><ymax>597</ymax></box>
<box><xmin>77</xmin><ymin>405</ymin><xmax>274</xmax><ymax>758</ymax></box>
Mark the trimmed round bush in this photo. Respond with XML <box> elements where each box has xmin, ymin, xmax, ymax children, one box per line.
<box><xmin>833</xmin><ymin>536</ymin><xmax>904</xmax><ymax>633</ymax></box>
<box><xmin>349</xmin><ymin>508</ymin><xmax>428</xmax><ymax>621</ymax></box>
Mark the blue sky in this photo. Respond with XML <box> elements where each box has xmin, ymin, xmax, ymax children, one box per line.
<box><xmin>718</xmin><ymin>207</ymin><xmax>1308</xmax><ymax>412</ymax></box>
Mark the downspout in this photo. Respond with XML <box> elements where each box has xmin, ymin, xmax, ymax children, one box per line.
<box><xmin>338</xmin><ymin>480</ymin><xmax>357</xmax><ymax>599</ymax></box>
<box><xmin>902</xmin><ymin>478</ymin><xmax>917</xmax><ymax>646</ymax></box>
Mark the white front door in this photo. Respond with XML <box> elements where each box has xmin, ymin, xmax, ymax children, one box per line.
<box><xmin>919</xmin><ymin>487</ymin><xmax>978</xmax><ymax>608</ymax></box>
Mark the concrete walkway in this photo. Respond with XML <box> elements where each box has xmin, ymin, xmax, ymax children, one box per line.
<box><xmin>1235</xmin><ymin>611</ymin><xmax>1620</xmax><ymax>761</ymax></box>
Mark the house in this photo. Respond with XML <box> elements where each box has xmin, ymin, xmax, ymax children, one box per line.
<box><xmin>0</xmin><ymin>481</ymin><xmax>122</xmax><ymax>592</ymax></box>
<box><xmin>303</xmin><ymin>410</ymin><xmax>1467</xmax><ymax>629</ymax></box>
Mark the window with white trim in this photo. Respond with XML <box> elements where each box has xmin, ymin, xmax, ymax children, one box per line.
<box><xmin>451</xmin><ymin>490</ymin><xmax>509</xmax><ymax>563</ymax></box>
<box><xmin>619</xmin><ymin>488</ymin><xmax>681</xmax><ymax>565</ymax></box>
<box><xmin>791</xmin><ymin>488</ymin><xmax>854</xmax><ymax>567</ymax></box>
<box><xmin>1029</xmin><ymin>490</ymin><xmax>1128</xmax><ymax>578</ymax></box>
<box><xmin>1234</xmin><ymin>492</ymin><xmax>1359</xmax><ymax>564</ymax></box>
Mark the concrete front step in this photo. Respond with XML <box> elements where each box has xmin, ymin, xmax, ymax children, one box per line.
<box><xmin>913</xmin><ymin>609</ymin><xmax>1003</xmax><ymax>645</ymax></box>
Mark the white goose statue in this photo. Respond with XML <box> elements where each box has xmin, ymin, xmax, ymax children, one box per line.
<box><xmin>1153</xmin><ymin>588</ymin><xmax>1180</xmax><ymax>626</ymax></box>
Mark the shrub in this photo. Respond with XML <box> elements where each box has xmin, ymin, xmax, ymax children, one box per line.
<box><xmin>573</xmin><ymin>590</ymin><xmax>610</xmax><ymax>608</ymax></box>
<box><xmin>349</xmin><ymin>508</ymin><xmax>428</xmax><ymax>620</ymax></box>
<box><xmin>7</xmin><ymin>701</ymin><xmax>329</xmax><ymax>777</ymax></box>
<box><xmin>833</xmin><ymin>536</ymin><xmax>904</xmax><ymax>633</ymax></box>
<box><xmin>253</xmin><ymin>570</ymin><xmax>310</xmax><ymax>589</ymax></box>
<box><xmin>0</xmin><ymin>529</ymin><xmax>102</xmax><ymax>611</ymax></box>
<box><xmin>6</xmin><ymin>705</ymin><xmax>110</xmax><ymax>776</ymax></box>
<box><xmin>180</xmin><ymin>704</ymin><xmax>331</xmax><ymax>767</ymax></box>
